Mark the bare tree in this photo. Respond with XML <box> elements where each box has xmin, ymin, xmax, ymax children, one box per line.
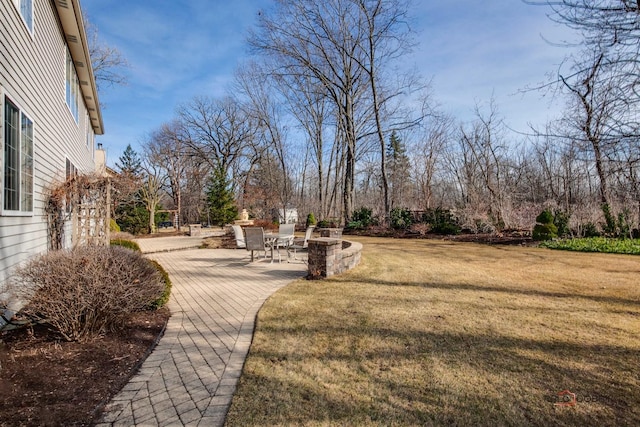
<box><xmin>235</xmin><ymin>63</ymin><xmax>295</xmax><ymax>218</ymax></box>
<box><xmin>83</xmin><ymin>12</ymin><xmax>128</xmax><ymax>91</ymax></box>
<box><xmin>410</xmin><ymin>111</ymin><xmax>454</xmax><ymax>210</ymax></box>
<box><xmin>250</xmin><ymin>0</ymin><xmax>372</xmax><ymax>222</ymax></box>
<box><xmin>139</xmin><ymin>157</ymin><xmax>166</xmax><ymax>234</ymax></box>
<box><xmin>178</xmin><ymin>96</ymin><xmax>255</xmax><ymax>178</ymax></box>
<box><xmin>142</xmin><ymin>121</ymin><xmax>191</xmax><ymax>228</ymax></box>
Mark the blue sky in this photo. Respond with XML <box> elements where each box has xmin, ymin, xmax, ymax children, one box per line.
<box><xmin>82</xmin><ymin>1</ymin><xmax>577</xmax><ymax>166</ymax></box>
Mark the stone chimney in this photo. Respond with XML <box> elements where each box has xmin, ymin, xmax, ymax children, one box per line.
<box><xmin>95</xmin><ymin>143</ymin><xmax>107</xmax><ymax>176</ymax></box>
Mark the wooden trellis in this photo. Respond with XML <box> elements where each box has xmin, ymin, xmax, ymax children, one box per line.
<box><xmin>72</xmin><ymin>178</ymin><xmax>111</xmax><ymax>247</ymax></box>
<box><xmin>46</xmin><ymin>175</ymin><xmax>111</xmax><ymax>250</ymax></box>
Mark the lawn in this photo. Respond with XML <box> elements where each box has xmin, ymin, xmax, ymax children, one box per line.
<box><xmin>225</xmin><ymin>236</ymin><xmax>640</xmax><ymax>426</ymax></box>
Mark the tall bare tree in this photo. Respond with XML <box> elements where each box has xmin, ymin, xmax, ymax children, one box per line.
<box><xmin>83</xmin><ymin>12</ymin><xmax>128</xmax><ymax>92</ymax></box>
<box><xmin>177</xmin><ymin>96</ymin><xmax>255</xmax><ymax>178</ymax></box>
<box><xmin>143</xmin><ymin>121</ymin><xmax>189</xmax><ymax>228</ymax></box>
<box><xmin>250</xmin><ymin>0</ymin><xmax>370</xmax><ymax>222</ymax></box>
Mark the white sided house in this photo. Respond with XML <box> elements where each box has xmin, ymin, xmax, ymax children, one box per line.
<box><xmin>0</xmin><ymin>0</ymin><xmax>103</xmax><ymax>292</ymax></box>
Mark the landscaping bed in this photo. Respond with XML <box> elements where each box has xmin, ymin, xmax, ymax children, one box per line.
<box><xmin>0</xmin><ymin>307</ymin><xmax>169</xmax><ymax>426</ymax></box>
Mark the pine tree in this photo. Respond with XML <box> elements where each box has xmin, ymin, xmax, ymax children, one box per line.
<box><xmin>205</xmin><ymin>167</ymin><xmax>238</xmax><ymax>227</ymax></box>
<box><xmin>115</xmin><ymin>144</ymin><xmax>142</xmax><ymax>178</ymax></box>
<box><xmin>386</xmin><ymin>132</ymin><xmax>411</xmax><ymax>209</ymax></box>
<box><xmin>114</xmin><ymin>144</ymin><xmax>147</xmax><ymax>233</ymax></box>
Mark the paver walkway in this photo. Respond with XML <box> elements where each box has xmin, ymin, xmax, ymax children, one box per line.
<box><xmin>97</xmin><ymin>239</ymin><xmax>307</xmax><ymax>426</ymax></box>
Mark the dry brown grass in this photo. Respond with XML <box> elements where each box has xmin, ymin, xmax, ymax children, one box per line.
<box><xmin>225</xmin><ymin>237</ymin><xmax>640</xmax><ymax>426</ymax></box>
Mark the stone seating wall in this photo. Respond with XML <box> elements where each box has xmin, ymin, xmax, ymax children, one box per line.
<box><xmin>307</xmin><ymin>238</ymin><xmax>362</xmax><ymax>279</ymax></box>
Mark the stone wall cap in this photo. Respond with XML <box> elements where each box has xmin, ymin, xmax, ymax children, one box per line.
<box><xmin>308</xmin><ymin>237</ymin><xmax>341</xmax><ymax>246</ymax></box>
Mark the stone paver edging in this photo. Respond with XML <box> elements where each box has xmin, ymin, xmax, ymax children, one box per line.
<box><xmin>97</xmin><ymin>247</ymin><xmax>306</xmax><ymax>426</ymax></box>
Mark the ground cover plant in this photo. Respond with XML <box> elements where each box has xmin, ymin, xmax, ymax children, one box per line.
<box><xmin>541</xmin><ymin>237</ymin><xmax>640</xmax><ymax>255</ymax></box>
<box><xmin>226</xmin><ymin>236</ymin><xmax>640</xmax><ymax>426</ymax></box>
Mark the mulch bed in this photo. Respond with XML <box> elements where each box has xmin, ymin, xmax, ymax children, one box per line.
<box><xmin>0</xmin><ymin>307</ymin><xmax>170</xmax><ymax>426</ymax></box>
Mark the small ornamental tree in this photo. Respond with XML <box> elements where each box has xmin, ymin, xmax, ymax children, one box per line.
<box><xmin>532</xmin><ymin>209</ymin><xmax>558</xmax><ymax>241</ymax></box>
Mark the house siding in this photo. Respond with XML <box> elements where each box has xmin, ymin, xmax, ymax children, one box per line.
<box><xmin>0</xmin><ymin>0</ymin><xmax>98</xmax><ymax>286</ymax></box>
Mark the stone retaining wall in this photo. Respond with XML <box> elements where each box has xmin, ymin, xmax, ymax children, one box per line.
<box><xmin>307</xmin><ymin>238</ymin><xmax>362</xmax><ymax>279</ymax></box>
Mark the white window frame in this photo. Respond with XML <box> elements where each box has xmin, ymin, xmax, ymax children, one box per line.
<box><xmin>65</xmin><ymin>49</ymin><xmax>79</xmax><ymax>123</ymax></box>
<box><xmin>13</xmin><ymin>0</ymin><xmax>34</xmax><ymax>35</ymax></box>
<box><xmin>2</xmin><ymin>95</ymin><xmax>35</xmax><ymax>216</ymax></box>
<box><xmin>85</xmin><ymin>113</ymin><xmax>95</xmax><ymax>158</ymax></box>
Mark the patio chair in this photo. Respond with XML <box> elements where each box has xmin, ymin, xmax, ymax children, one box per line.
<box><xmin>275</xmin><ymin>223</ymin><xmax>295</xmax><ymax>259</ymax></box>
<box><xmin>231</xmin><ymin>225</ymin><xmax>246</xmax><ymax>248</ymax></box>
<box><xmin>288</xmin><ymin>225</ymin><xmax>315</xmax><ymax>260</ymax></box>
<box><xmin>243</xmin><ymin>227</ymin><xmax>269</xmax><ymax>262</ymax></box>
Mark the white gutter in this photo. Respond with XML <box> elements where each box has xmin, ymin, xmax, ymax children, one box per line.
<box><xmin>53</xmin><ymin>0</ymin><xmax>104</xmax><ymax>135</ymax></box>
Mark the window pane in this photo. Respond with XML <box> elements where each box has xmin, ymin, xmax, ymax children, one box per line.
<box><xmin>19</xmin><ymin>0</ymin><xmax>33</xmax><ymax>32</ymax></box>
<box><xmin>65</xmin><ymin>51</ymin><xmax>79</xmax><ymax>122</ymax></box>
<box><xmin>21</xmin><ymin>113</ymin><xmax>34</xmax><ymax>212</ymax></box>
<box><xmin>4</xmin><ymin>100</ymin><xmax>20</xmax><ymax>211</ymax></box>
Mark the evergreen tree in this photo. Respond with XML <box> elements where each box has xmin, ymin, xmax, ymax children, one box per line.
<box><xmin>113</xmin><ymin>144</ymin><xmax>147</xmax><ymax>234</ymax></box>
<box><xmin>386</xmin><ymin>132</ymin><xmax>411</xmax><ymax>209</ymax></box>
<box><xmin>205</xmin><ymin>167</ymin><xmax>238</xmax><ymax>226</ymax></box>
<box><xmin>115</xmin><ymin>144</ymin><xmax>142</xmax><ymax>178</ymax></box>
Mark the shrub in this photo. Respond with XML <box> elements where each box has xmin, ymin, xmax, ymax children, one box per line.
<box><xmin>601</xmin><ymin>203</ymin><xmax>617</xmax><ymax>235</ymax></box>
<box><xmin>148</xmin><ymin>259</ymin><xmax>171</xmax><ymax>309</ymax></box>
<box><xmin>390</xmin><ymin>207</ymin><xmax>412</xmax><ymax>229</ymax></box>
<box><xmin>421</xmin><ymin>208</ymin><xmax>461</xmax><ymax>235</ymax></box>
<box><xmin>317</xmin><ymin>219</ymin><xmax>339</xmax><ymax>228</ymax></box>
<box><xmin>541</xmin><ymin>237</ymin><xmax>640</xmax><ymax>255</ymax></box>
<box><xmin>109</xmin><ymin>218</ymin><xmax>121</xmax><ymax>233</ymax></box>
<box><xmin>11</xmin><ymin>245</ymin><xmax>164</xmax><ymax>342</ymax></box>
<box><xmin>553</xmin><ymin>209</ymin><xmax>571</xmax><ymax>237</ymax></box>
<box><xmin>306</xmin><ymin>212</ymin><xmax>317</xmax><ymax>227</ymax></box>
<box><xmin>351</xmin><ymin>207</ymin><xmax>375</xmax><ymax>228</ymax></box>
<box><xmin>582</xmin><ymin>222</ymin><xmax>600</xmax><ymax>238</ymax></box>
<box><xmin>532</xmin><ymin>209</ymin><xmax>558</xmax><ymax>241</ymax></box>
<box><xmin>110</xmin><ymin>238</ymin><xmax>141</xmax><ymax>252</ymax></box>
<box><xmin>346</xmin><ymin>220</ymin><xmax>363</xmax><ymax>230</ymax></box>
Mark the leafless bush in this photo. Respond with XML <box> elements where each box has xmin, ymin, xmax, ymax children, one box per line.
<box><xmin>110</xmin><ymin>230</ymin><xmax>136</xmax><ymax>241</ymax></box>
<box><xmin>10</xmin><ymin>245</ymin><xmax>164</xmax><ymax>341</ymax></box>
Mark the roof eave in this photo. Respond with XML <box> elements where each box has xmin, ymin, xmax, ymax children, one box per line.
<box><xmin>54</xmin><ymin>0</ymin><xmax>104</xmax><ymax>135</ymax></box>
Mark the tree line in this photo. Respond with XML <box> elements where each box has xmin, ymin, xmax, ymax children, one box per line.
<box><xmin>105</xmin><ymin>0</ymin><xmax>639</xmax><ymax>237</ymax></box>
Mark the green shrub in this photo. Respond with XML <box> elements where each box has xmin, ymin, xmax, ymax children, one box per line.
<box><xmin>11</xmin><ymin>246</ymin><xmax>164</xmax><ymax>341</ymax></box>
<box><xmin>581</xmin><ymin>222</ymin><xmax>600</xmax><ymax>238</ymax></box>
<box><xmin>317</xmin><ymin>219</ymin><xmax>339</xmax><ymax>228</ymax></box>
<box><xmin>600</xmin><ymin>204</ymin><xmax>632</xmax><ymax>237</ymax></box>
<box><xmin>306</xmin><ymin>212</ymin><xmax>317</xmax><ymax>227</ymax></box>
<box><xmin>346</xmin><ymin>220</ymin><xmax>363</xmax><ymax>230</ymax></box>
<box><xmin>390</xmin><ymin>207</ymin><xmax>412</xmax><ymax>229</ymax></box>
<box><xmin>352</xmin><ymin>207</ymin><xmax>375</xmax><ymax>228</ymax></box>
<box><xmin>110</xmin><ymin>238</ymin><xmax>141</xmax><ymax>252</ymax></box>
<box><xmin>148</xmin><ymin>259</ymin><xmax>171</xmax><ymax>309</ymax></box>
<box><xmin>541</xmin><ymin>237</ymin><xmax>640</xmax><ymax>255</ymax></box>
<box><xmin>532</xmin><ymin>209</ymin><xmax>558</xmax><ymax>241</ymax></box>
<box><xmin>553</xmin><ymin>209</ymin><xmax>571</xmax><ymax>237</ymax></box>
<box><xmin>601</xmin><ymin>203</ymin><xmax>616</xmax><ymax>235</ymax></box>
<box><xmin>109</xmin><ymin>218</ymin><xmax>121</xmax><ymax>233</ymax></box>
<box><xmin>535</xmin><ymin>209</ymin><xmax>554</xmax><ymax>225</ymax></box>
<box><xmin>421</xmin><ymin>208</ymin><xmax>461</xmax><ymax>235</ymax></box>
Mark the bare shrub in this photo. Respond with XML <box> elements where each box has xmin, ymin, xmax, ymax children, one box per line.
<box><xmin>11</xmin><ymin>245</ymin><xmax>164</xmax><ymax>341</ymax></box>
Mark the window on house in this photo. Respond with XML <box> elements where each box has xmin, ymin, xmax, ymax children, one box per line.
<box><xmin>66</xmin><ymin>49</ymin><xmax>79</xmax><ymax>122</ymax></box>
<box><xmin>65</xmin><ymin>158</ymin><xmax>77</xmax><ymax>181</ymax></box>
<box><xmin>3</xmin><ymin>97</ymin><xmax>34</xmax><ymax>214</ymax></box>
<box><xmin>15</xmin><ymin>0</ymin><xmax>33</xmax><ymax>33</ymax></box>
